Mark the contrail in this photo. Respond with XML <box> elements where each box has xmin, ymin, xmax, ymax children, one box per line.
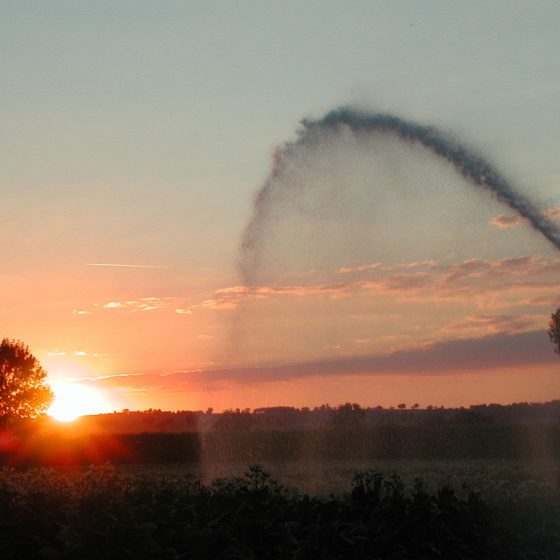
<box><xmin>85</xmin><ymin>263</ymin><xmax>223</xmax><ymax>271</ymax></box>
<box><xmin>85</xmin><ymin>263</ymin><xmax>173</xmax><ymax>269</ymax></box>
<box><xmin>240</xmin><ymin>107</ymin><xmax>560</xmax><ymax>284</ymax></box>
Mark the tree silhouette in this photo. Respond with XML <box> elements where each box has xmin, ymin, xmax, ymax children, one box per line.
<box><xmin>548</xmin><ymin>307</ymin><xmax>560</xmax><ymax>356</ymax></box>
<box><xmin>0</xmin><ymin>339</ymin><xmax>53</xmax><ymax>424</ymax></box>
<box><xmin>332</xmin><ymin>403</ymin><xmax>366</xmax><ymax>430</ymax></box>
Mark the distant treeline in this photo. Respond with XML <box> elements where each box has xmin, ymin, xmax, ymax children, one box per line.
<box><xmin>45</xmin><ymin>399</ymin><xmax>560</xmax><ymax>435</ymax></box>
<box><xmin>2</xmin><ymin>401</ymin><xmax>560</xmax><ymax>466</ymax></box>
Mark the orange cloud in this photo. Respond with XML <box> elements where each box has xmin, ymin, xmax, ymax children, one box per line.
<box><xmin>490</xmin><ymin>207</ymin><xmax>560</xmax><ymax>228</ymax></box>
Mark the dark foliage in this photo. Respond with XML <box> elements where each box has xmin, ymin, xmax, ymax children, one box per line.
<box><xmin>0</xmin><ymin>339</ymin><xmax>53</xmax><ymax>424</ymax></box>
<box><xmin>0</xmin><ymin>465</ymin><xmax>558</xmax><ymax>559</ymax></box>
<box><xmin>549</xmin><ymin>307</ymin><xmax>560</xmax><ymax>355</ymax></box>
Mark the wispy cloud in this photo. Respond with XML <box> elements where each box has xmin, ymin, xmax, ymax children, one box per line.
<box><xmin>44</xmin><ymin>349</ymin><xmax>66</xmax><ymax>357</ymax></box>
<box><xmin>337</xmin><ymin>260</ymin><xmax>437</xmax><ymax>274</ymax></box>
<box><xmin>545</xmin><ymin>207</ymin><xmax>560</xmax><ymax>219</ymax></box>
<box><xmin>80</xmin><ymin>255</ymin><xmax>560</xmax><ymax>318</ymax></box>
<box><xmin>490</xmin><ymin>214</ymin><xmax>525</xmax><ymax>228</ymax></box>
<box><xmin>103</xmin><ymin>297</ymin><xmax>168</xmax><ymax>312</ymax></box>
<box><xmin>441</xmin><ymin>313</ymin><xmax>544</xmax><ymax>338</ymax></box>
<box><xmin>85</xmin><ymin>263</ymin><xmax>174</xmax><ymax>269</ymax></box>
<box><xmin>490</xmin><ymin>207</ymin><xmax>560</xmax><ymax>229</ymax></box>
<box><xmin>175</xmin><ymin>308</ymin><xmax>193</xmax><ymax>315</ymax></box>
<box><xmin>196</xmin><ymin>282</ymin><xmax>356</xmax><ymax>310</ymax></box>
<box><xmin>193</xmin><ymin>255</ymin><xmax>560</xmax><ymax>311</ymax></box>
<box><xmin>338</xmin><ymin>263</ymin><xmax>383</xmax><ymax>274</ymax></box>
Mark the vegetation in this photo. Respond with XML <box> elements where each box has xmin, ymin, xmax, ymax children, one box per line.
<box><xmin>0</xmin><ymin>463</ymin><xmax>558</xmax><ymax>559</ymax></box>
<box><xmin>0</xmin><ymin>339</ymin><xmax>53</xmax><ymax>425</ymax></box>
<box><xmin>4</xmin><ymin>421</ymin><xmax>560</xmax><ymax>467</ymax></box>
<box><xmin>549</xmin><ymin>306</ymin><xmax>560</xmax><ymax>355</ymax></box>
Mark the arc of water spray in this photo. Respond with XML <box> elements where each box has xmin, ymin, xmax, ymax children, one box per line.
<box><xmin>240</xmin><ymin>107</ymin><xmax>560</xmax><ymax>285</ymax></box>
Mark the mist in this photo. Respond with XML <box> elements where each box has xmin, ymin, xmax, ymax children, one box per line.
<box><xmin>240</xmin><ymin>107</ymin><xmax>560</xmax><ymax>286</ymax></box>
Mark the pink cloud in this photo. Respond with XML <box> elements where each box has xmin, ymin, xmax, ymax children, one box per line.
<box><xmin>442</xmin><ymin>313</ymin><xmax>545</xmax><ymax>338</ymax></box>
<box><xmin>544</xmin><ymin>207</ymin><xmax>560</xmax><ymax>219</ymax></box>
<box><xmin>195</xmin><ymin>255</ymin><xmax>560</xmax><ymax>311</ymax></box>
<box><xmin>338</xmin><ymin>262</ymin><xmax>383</xmax><ymax>274</ymax></box>
<box><xmin>490</xmin><ymin>207</ymin><xmax>559</xmax><ymax>229</ymax></box>
<box><xmin>490</xmin><ymin>214</ymin><xmax>525</xmax><ymax>228</ymax></box>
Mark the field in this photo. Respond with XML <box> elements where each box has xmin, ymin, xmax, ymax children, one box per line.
<box><xmin>3</xmin><ymin>416</ymin><xmax>560</xmax><ymax>558</ymax></box>
<box><xmin>127</xmin><ymin>457</ymin><xmax>559</xmax><ymax>498</ymax></box>
<box><xmin>1</xmin><ymin>457</ymin><xmax>560</xmax><ymax>559</ymax></box>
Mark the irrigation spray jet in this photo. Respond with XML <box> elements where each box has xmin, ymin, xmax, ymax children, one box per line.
<box><xmin>240</xmin><ymin>107</ymin><xmax>560</xmax><ymax>284</ymax></box>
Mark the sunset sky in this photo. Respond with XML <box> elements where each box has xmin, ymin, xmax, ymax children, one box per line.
<box><xmin>2</xmin><ymin>1</ymin><xmax>560</xmax><ymax>413</ymax></box>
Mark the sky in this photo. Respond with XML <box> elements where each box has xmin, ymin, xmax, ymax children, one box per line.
<box><xmin>1</xmin><ymin>1</ymin><xmax>560</xmax><ymax>413</ymax></box>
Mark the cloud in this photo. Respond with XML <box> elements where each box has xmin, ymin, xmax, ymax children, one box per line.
<box><xmin>195</xmin><ymin>282</ymin><xmax>356</xmax><ymax>310</ymax></box>
<box><xmin>375</xmin><ymin>272</ymin><xmax>431</xmax><ymax>292</ymax></box>
<box><xmin>337</xmin><ymin>260</ymin><xmax>437</xmax><ymax>275</ymax></box>
<box><xmin>104</xmin><ymin>301</ymin><xmax>125</xmax><ymax>309</ymax></box>
<box><xmin>338</xmin><ymin>262</ymin><xmax>383</xmax><ymax>274</ymax></box>
<box><xmin>84</xmin><ymin>263</ymin><xmax>173</xmax><ymax>269</ymax></box>
<box><xmin>441</xmin><ymin>314</ymin><xmax>544</xmax><ymax>338</ymax></box>
<box><xmin>545</xmin><ymin>207</ymin><xmax>560</xmax><ymax>220</ymax></box>
<box><xmin>44</xmin><ymin>349</ymin><xmax>66</xmax><ymax>357</ymax></box>
<box><xmin>175</xmin><ymin>308</ymin><xmax>193</xmax><ymax>315</ymax></box>
<box><xmin>81</xmin><ymin>255</ymin><xmax>559</xmax><ymax>319</ymax></box>
<box><xmin>519</xmin><ymin>295</ymin><xmax>560</xmax><ymax>307</ymax></box>
<box><xmin>490</xmin><ymin>214</ymin><xmax>525</xmax><ymax>228</ymax></box>
<box><xmin>490</xmin><ymin>207</ymin><xmax>560</xmax><ymax>229</ymax></box>
<box><xmin>103</xmin><ymin>297</ymin><xmax>168</xmax><ymax>312</ymax></box>
<box><xmin>187</xmin><ymin>254</ymin><xmax>560</xmax><ymax>312</ymax></box>
<box><xmin>87</xmin><ymin>330</ymin><xmax>555</xmax><ymax>391</ymax></box>
<box><xmin>247</xmin><ymin>329</ymin><xmax>553</xmax><ymax>380</ymax></box>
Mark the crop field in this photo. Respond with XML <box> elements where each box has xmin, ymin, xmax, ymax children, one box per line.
<box><xmin>1</xmin><ymin>458</ymin><xmax>560</xmax><ymax>559</ymax></box>
<box><xmin>124</xmin><ymin>457</ymin><xmax>560</xmax><ymax>498</ymax></box>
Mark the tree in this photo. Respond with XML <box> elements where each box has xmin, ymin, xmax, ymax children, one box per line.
<box><xmin>332</xmin><ymin>403</ymin><xmax>366</xmax><ymax>430</ymax></box>
<box><xmin>548</xmin><ymin>307</ymin><xmax>560</xmax><ymax>355</ymax></box>
<box><xmin>0</xmin><ymin>339</ymin><xmax>53</xmax><ymax>424</ymax></box>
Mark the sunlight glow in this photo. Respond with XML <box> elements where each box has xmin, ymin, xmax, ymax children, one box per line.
<box><xmin>48</xmin><ymin>382</ymin><xmax>113</xmax><ymax>422</ymax></box>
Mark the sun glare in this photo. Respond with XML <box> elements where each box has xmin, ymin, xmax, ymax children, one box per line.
<box><xmin>48</xmin><ymin>382</ymin><xmax>112</xmax><ymax>422</ymax></box>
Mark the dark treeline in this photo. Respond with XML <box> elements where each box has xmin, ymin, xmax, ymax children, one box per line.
<box><xmin>42</xmin><ymin>399</ymin><xmax>560</xmax><ymax>435</ymax></box>
<box><xmin>2</xmin><ymin>402</ymin><xmax>560</xmax><ymax>466</ymax></box>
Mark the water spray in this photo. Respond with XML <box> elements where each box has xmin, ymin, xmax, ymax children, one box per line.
<box><xmin>240</xmin><ymin>107</ymin><xmax>560</xmax><ymax>284</ymax></box>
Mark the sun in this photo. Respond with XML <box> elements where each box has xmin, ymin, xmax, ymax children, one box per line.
<box><xmin>48</xmin><ymin>382</ymin><xmax>112</xmax><ymax>422</ymax></box>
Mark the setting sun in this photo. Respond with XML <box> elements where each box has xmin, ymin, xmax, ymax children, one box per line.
<box><xmin>48</xmin><ymin>382</ymin><xmax>113</xmax><ymax>422</ymax></box>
